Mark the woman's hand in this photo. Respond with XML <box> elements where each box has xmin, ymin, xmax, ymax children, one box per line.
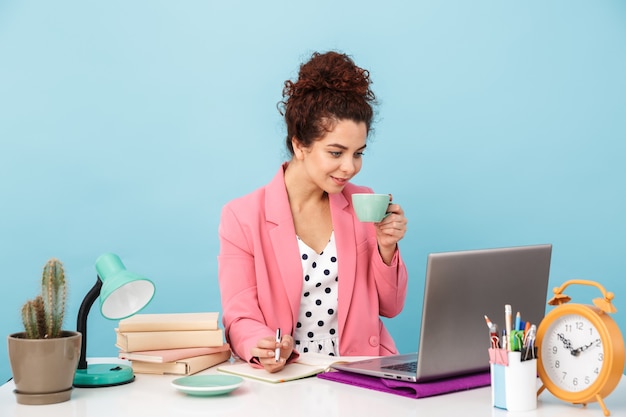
<box><xmin>376</xmin><ymin>196</ymin><xmax>407</xmax><ymax>265</ymax></box>
<box><xmin>251</xmin><ymin>334</ymin><xmax>294</xmax><ymax>373</ymax></box>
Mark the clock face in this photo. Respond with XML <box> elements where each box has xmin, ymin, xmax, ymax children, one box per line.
<box><xmin>540</xmin><ymin>313</ymin><xmax>604</xmax><ymax>392</ymax></box>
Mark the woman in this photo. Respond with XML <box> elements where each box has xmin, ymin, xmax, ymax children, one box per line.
<box><xmin>217</xmin><ymin>51</ymin><xmax>408</xmax><ymax>373</ymax></box>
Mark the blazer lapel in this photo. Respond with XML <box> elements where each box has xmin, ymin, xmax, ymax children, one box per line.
<box><xmin>329</xmin><ymin>191</ymin><xmax>357</xmax><ymax>337</ymax></box>
<box><xmin>265</xmin><ymin>165</ymin><xmax>303</xmax><ymax>326</ymax></box>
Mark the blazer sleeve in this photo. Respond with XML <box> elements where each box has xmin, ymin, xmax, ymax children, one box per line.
<box><xmin>217</xmin><ymin>203</ymin><xmax>274</xmax><ymax>362</ymax></box>
<box><xmin>371</xmin><ymin>244</ymin><xmax>408</xmax><ymax>318</ymax></box>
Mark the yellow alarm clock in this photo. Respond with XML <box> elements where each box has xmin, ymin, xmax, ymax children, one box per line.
<box><xmin>536</xmin><ymin>279</ymin><xmax>625</xmax><ymax>416</ymax></box>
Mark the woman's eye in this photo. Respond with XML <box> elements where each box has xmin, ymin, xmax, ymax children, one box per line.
<box><xmin>330</xmin><ymin>151</ymin><xmax>342</xmax><ymax>157</ymax></box>
<box><xmin>354</xmin><ymin>152</ymin><xmax>365</xmax><ymax>158</ymax></box>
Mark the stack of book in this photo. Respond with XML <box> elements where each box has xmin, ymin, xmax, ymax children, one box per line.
<box><xmin>116</xmin><ymin>312</ymin><xmax>231</xmax><ymax>375</ymax></box>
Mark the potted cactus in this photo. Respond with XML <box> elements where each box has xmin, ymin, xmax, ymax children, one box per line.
<box><xmin>7</xmin><ymin>258</ymin><xmax>82</xmax><ymax>405</ymax></box>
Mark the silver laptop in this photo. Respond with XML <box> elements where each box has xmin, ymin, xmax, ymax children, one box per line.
<box><xmin>331</xmin><ymin>244</ymin><xmax>552</xmax><ymax>382</ymax></box>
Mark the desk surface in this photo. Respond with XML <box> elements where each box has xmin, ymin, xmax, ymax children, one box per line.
<box><xmin>2</xmin><ymin>359</ymin><xmax>625</xmax><ymax>417</ymax></box>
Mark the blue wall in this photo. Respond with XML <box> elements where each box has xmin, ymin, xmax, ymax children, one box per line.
<box><xmin>2</xmin><ymin>1</ymin><xmax>625</xmax><ymax>382</ymax></box>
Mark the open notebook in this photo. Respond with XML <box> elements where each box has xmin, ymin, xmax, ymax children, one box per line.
<box><xmin>217</xmin><ymin>353</ymin><xmax>376</xmax><ymax>383</ymax></box>
<box><xmin>331</xmin><ymin>244</ymin><xmax>552</xmax><ymax>382</ymax></box>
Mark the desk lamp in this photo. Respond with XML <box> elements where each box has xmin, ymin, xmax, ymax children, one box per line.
<box><xmin>73</xmin><ymin>253</ymin><xmax>155</xmax><ymax>387</ymax></box>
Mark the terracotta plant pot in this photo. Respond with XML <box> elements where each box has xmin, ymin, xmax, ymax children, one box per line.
<box><xmin>7</xmin><ymin>330</ymin><xmax>82</xmax><ymax>405</ymax></box>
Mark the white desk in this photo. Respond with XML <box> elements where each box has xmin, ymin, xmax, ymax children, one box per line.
<box><xmin>1</xmin><ymin>359</ymin><xmax>625</xmax><ymax>417</ymax></box>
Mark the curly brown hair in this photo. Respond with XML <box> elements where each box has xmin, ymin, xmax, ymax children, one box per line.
<box><xmin>279</xmin><ymin>51</ymin><xmax>376</xmax><ymax>155</ymax></box>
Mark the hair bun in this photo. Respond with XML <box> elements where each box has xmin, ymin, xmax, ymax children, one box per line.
<box><xmin>284</xmin><ymin>51</ymin><xmax>374</xmax><ymax>101</ymax></box>
<box><xmin>279</xmin><ymin>51</ymin><xmax>376</xmax><ymax>155</ymax></box>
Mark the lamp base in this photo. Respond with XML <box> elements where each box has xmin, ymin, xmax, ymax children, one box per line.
<box><xmin>73</xmin><ymin>363</ymin><xmax>135</xmax><ymax>387</ymax></box>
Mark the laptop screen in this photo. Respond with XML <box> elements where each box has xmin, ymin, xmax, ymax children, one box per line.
<box><xmin>415</xmin><ymin>244</ymin><xmax>552</xmax><ymax>381</ymax></box>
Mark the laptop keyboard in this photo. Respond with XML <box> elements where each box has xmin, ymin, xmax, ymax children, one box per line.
<box><xmin>382</xmin><ymin>361</ymin><xmax>417</xmax><ymax>373</ymax></box>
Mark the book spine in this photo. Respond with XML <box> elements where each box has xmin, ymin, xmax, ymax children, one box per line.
<box><xmin>118</xmin><ymin>344</ymin><xmax>230</xmax><ymax>363</ymax></box>
<box><xmin>116</xmin><ymin>329</ymin><xmax>224</xmax><ymax>352</ymax></box>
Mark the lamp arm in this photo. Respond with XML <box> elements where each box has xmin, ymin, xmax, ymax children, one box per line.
<box><xmin>76</xmin><ymin>277</ymin><xmax>103</xmax><ymax>370</ymax></box>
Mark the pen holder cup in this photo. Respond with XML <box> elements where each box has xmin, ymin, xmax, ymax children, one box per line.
<box><xmin>489</xmin><ymin>349</ymin><xmax>537</xmax><ymax>412</ymax></box>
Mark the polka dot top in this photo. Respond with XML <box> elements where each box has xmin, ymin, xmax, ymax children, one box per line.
<box><xmin>294</xmin><ymin>231</ymin><xmax>339</xmax><ymax>356</ymax></box>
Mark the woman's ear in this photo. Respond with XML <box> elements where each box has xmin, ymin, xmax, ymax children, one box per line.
<box><xmin>292</xmin><ymin>137</ymin><xmax>306</xmax><ymax>160</ymax></box>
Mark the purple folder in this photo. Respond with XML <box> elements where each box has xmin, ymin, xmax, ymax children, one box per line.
<box><xmin>317</xmin><ymin>370</ymin><xmax>491</xmax><ymax>399</ymax></box>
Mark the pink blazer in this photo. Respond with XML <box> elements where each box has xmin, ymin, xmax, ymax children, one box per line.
<box><xmin>217</xmin><ymin>164</ymin><xmax>408</xmax><ymax>362</ymax></box>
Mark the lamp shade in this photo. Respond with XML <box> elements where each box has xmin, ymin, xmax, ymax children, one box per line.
<box><xmin>95</xmin><ymin>253</ymin><xmax>155</xmax><ymax>319</ymax></box>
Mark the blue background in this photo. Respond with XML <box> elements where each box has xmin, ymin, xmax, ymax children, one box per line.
<box><xmin>1</xmin><ymin>1</ymin><xmax>625</xmax><ymax>382</ymax></box>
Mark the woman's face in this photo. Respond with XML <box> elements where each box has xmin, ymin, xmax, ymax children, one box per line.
<box><xmin>294</xmin><ymin>119</ymin><xmax>367</xmax><ymax>194</ymax></box>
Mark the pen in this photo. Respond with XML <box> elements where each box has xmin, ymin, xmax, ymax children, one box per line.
<box><xmin>275</xmin><ymin>328</ymin><xmax>281</xmax><ymax>362</ymax></box>
<box><xmin>484</xmin><ymin>315</ymin><xmax>494</xmax><ymax>329</ymax></box>
<box><xmin>505</xmin><ymin>305</ymin><xmax>512</xmax><ymax>351</ymax></box>
<box><xmin>523</xmin><ymin>324</ymin><xmax>537</xmax><ymax>360</ymax></box>
<box><xmin>515</xmin><ymin>311</ymin><xmax>521</xmax><ymax>331</ymax></box>
<box><xmin>524</xmin><ymin>324</ymin><xmax>536</xmax><ymax>348</ymax></box>
<box><xmin>484</xmin><ymin>315</ymin><xmax>499</xmax><ymax>348</ymax></box>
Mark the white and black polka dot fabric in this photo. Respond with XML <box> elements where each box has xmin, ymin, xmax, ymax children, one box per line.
<box><xmin>294</xmin><ymin>232</ymin><xmax>339</xmax><ymax>356</ymax></box>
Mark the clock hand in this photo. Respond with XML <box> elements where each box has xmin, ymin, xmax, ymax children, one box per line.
<box><xmin>556</xmin><ymin>333</ymin><xmax>576</xmax><ymax>354</ymax></box>
<box><xmin>571</xmin><ymin>339</ymin><xmax>601</xmax><ymax>356</ymax></box>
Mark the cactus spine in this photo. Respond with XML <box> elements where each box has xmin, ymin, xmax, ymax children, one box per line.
<box><xmin>20</xmin><ymin>258</ymin><xmax>67</xmax><ymax>339</ymax></box>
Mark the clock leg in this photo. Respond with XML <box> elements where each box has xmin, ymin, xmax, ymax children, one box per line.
<box><xmin>595</xmin><ymin>394</ymin><xmax>610</xmax><ymax>416</ymax></box>
<box><xmin>536</xmin><ymin>384</ymin><xmax>546</xmax><ymax>397</ymax></box>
